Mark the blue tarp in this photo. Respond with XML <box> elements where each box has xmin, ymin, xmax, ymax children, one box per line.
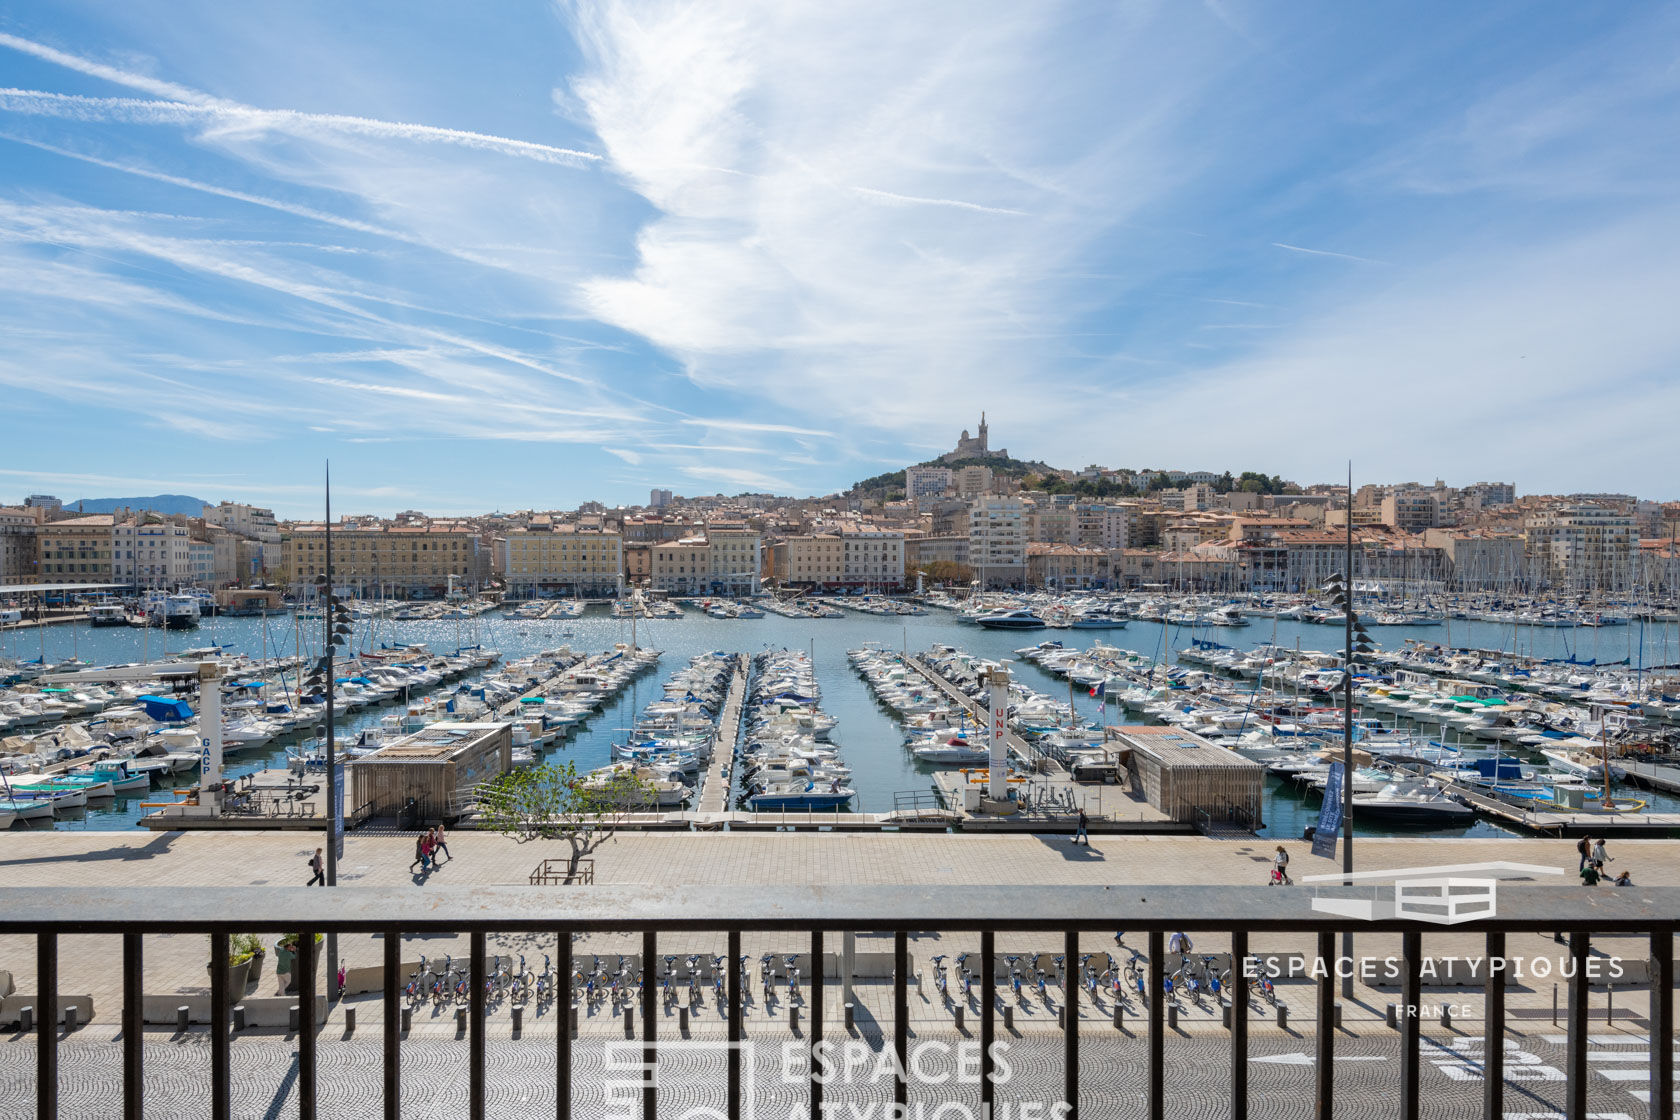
<box><xmin>138</xmin><ymin>695</ymin><xmax>194</xmax><ymax>722</ymax></box>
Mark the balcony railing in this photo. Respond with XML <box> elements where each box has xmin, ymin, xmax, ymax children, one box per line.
<box><xmin>1</xmin><ymin>884</ymin><xmax>1673</xmax><ymax>1120</ymax></box>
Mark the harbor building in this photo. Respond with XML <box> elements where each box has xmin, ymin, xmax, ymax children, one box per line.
<box><xmin>281</xmin><ymin>524</ymin><xmax>485</xmax><ymax>599</ymax></box>
<box><xmin>968</xmin><ymin>495</ymin><xmax>1027</xmax><ymax>589</ymax></box>
<box><xmin>841</xmin><ymin>528</ymin><xmax>906</xmax><ymax>591</ymax></box>
<box><xmin>1026</xmin><ymin>542</ymin><xmax>1108</xmax><ymax>589</ymax></box>
<box><xmin>500</xmin><ymin>524</ymin><xmax>624</xmax><ymax>599</ymax></box>
<box><xmin>34</xmin><ymin>514</ymin><xmax>116</xmax><ymax>581</ymax></box>
<box><xmin>649</xmin><ymin>525</ymin><xmax>761</xmax><ymax>595</ymax></box>
<box><xmin>348</xmin><ymin>722</ymin><xmax>513</xmax><ymax>820</ymax></box>
<box><xmin>770</xmin><ymin>534</ymin><xmax>844</xmax><ymax>588</ymax></box>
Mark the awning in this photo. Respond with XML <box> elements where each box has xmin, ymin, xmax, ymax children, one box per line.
<box><xmin>137</xmin><ymin>695</ymin><xmax>194</xmax><ymax>722</ymax></box>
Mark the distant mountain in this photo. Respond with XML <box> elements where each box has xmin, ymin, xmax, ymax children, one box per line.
<box><xmin>64</xmin><ymin>494</ymin><xmax>211</xmax><ymax>517</ymax></box>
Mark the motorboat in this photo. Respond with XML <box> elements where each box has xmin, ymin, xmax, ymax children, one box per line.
<box><xmin>1350</xmin><ymin>780</ymin><xmax>1476</xmax><ymax>825</ymax></box>
<box><xmin>911</xmin><ymin>735</ymin><xmax>990</xmax><ymax>765</ymax></box>
<box><xmin>976</xmin><ymin>609</ymin><xmax>1045</xmax><ymax>630</ymax></box>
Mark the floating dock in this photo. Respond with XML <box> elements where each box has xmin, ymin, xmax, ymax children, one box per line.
<box><xmin>697</xmin><ymin>654</ymin><xmax>748</xmax><ymax>814</ymax></box>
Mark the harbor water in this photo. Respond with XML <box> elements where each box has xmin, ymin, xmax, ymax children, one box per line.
<box><xmin>8</xmin><ymin>606</ymin><xmax>1678</xmax><ymax>839</ymax></box>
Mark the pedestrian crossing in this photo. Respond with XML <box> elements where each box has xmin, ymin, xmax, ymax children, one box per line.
<box><xmin>1537</xmin><ymin>1033</ymin><xmax>1678</xmax><ymax>1108</ymax></box>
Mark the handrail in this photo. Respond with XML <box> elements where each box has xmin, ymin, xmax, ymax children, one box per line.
<box><xmin>0</xmin><ymin>884</ymin><xmax>1670</xmax><ymax>934</ymax></box>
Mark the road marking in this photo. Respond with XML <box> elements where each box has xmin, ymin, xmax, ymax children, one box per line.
<box><xmin>1253</xmin><ymin>1052</ymin><xmax>1387</xmax><ymax>1066</ymax></box>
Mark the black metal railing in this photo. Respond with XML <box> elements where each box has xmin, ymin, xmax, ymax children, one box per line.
<box><xmin>1</xmin><ymin>884</ymin><xmax>1673</xmax><ymax>1120</ymax></box>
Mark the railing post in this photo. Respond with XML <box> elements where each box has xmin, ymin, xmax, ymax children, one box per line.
<box><xmin>1483</xmin><ymin>931</ymin><xmax>1505</xmax><ymax>1120</ymax></box>
<box><xmin>1064</xmin><ymin>929</ymin><xmax>1078</xmax><ymax>1120</ymax></box>
<box><xmin>894</xmin><ymin>931</ymin><xmax>909</xmax><ymax>1111</ymax></box>
<box><xmin>123</xmin><ymin>933</ymin><xmax>143</xmax><ymax>1120</ymax></box>
<box><xmin>728</xmin><ymin>930</ymin><xmax>742</xmax><ymax>1120</ymax></box>
<box><xmin>1566</xmin><ymin>930</ymin><xmax>1588</xmax><ymax>1120</ymax></box>
<box><xmin>470</xmin><ymin>931</ymin><xmax>486</xmax><ymax>1120</ymax></box>
<box><xmin>1230</xmin><ymin>930</ymin><xmax>1247</xmax><ymax>1120</ymax></box>
<box><xmin>1148</xmin><ymin>930</ymin><xmax>1163</xmax><ymax>1120</ymax></box>
<box><xmin>298</xmin><ymin>931</ymin><xmax>317</xmax><ymax>1120</ymax></box>
<box><xmin>810</xmin><ymin>930</ymin><xmax>824</xmax><ymax>1119</ymax></box>
<box><xmin>981</xmin><ymin>930</ymin><xmax>996</xmax><ymax>1120</ymax></box>
<box><xmin>1654</xmin><ymin>928</ymin><xmax>1674</xmax><ymax>1120</ymax></box>
<box><xmin>557</xmin><ymin>931</ymin><xmax>573</xmax><ymax>1120</ymax></box>
<box><xmin>1315</xmin><ymin>929</ymin><xmax>1334</xmax><ymax>1120</ymax></box>
<box><xmin>37</xmin><ymin>932</ymin><xmax>56</xmax><ymax>1120</ymax></box>
<box><xmin>210</xmin><ymin>932</ymin><xmax>230</xmax><ymax>1120</ymax></box>
<box><xmin>1400</xmin><ymin>929</ymin><xmax>1420</xmax><ymax>1120</ymax></box>
<box><xmin>643</xmin><ymin>931</ymin><xmax>656</xmax><ymax>1120</ymax></box>
<box><xmin>383</xmin><ymin>932</ymin><xmax>400</xmax><ymax>1120</ymax></box>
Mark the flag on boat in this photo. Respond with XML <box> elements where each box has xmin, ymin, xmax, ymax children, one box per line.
<box><xmin>1089</xmin><ymin>681</ymin><xmax>1105</xmax><ymax>699</ymax></box>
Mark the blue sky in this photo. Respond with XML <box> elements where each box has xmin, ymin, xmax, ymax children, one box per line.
<box><xmin>2</xmin><ymin>1</ymin><xmax>1678</xmax><ymax>517</ymax></box>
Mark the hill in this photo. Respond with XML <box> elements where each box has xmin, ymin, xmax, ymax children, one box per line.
<box><xmin>847</xmin><ymin>454</ymin><xmax>1051</xmax><ymax>499</ymax></box>
<box><xmin>64</xmin><ymin>494</ymin><xmax>211</xmax><ymax>517</ymax></box>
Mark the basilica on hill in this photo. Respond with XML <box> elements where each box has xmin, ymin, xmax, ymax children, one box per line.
<box><xmin>939</xmin><ymin>413</ymin><xmax>1008</xmax><ymax>463</ymax></box>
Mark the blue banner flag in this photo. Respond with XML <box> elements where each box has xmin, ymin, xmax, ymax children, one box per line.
<box><xmin>1312</xmin><ymin>761</ymin><xmax>1343</xmax><ymax>860</ymax></box>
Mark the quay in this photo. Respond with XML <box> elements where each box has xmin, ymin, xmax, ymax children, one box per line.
<box><xmin>696</xmin><ymin>653</ymin><xmax>747</xmax><ymax>814</ymax></box>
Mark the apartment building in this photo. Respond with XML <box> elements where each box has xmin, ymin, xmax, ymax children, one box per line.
<box><xmin>501</xmin><ymin>525</ymin><xmax>624</xmax><ymax>598</ymax></box>
<box><xmin>0</xmin><ymin>506</ymin><xmax>40</xmax><ymax>585</ymax></box>
<box><xmin>904</xmin><ymin>466</ymin><xmax>953</xmax><ymax>506</ymax></box>
<box><xmin>202</xmin><ymin>501</ymin><xmax>280</xmax><ymax>543</ymax></box>
<box><xmin>904</xmin><ymin>534</ymin><xmax>970</xmax><ymax>571</ymax></box>
<box><xmin>282</xmin><ymin>524</ymin><xmax>484</xmax><ymax>598</ymax></box>
<box><xmin>649</xmin><ymin>526</ymin><xmax>761</xmax><ymax>595</ymax></box>
<box><xmin>954</xmin><ymin>465</ymin><xmax>994</xmax><ymax>497</ymax></box>
<box><xmin>968</xmin><ymin>496</ymin><xmax>1026</xmax><ymax>589</ymax></box>
<box><xmin>841</xmin><ymin>529</ymin><xmax>905</xmax><ymax>590</ymax></box>
<box><xmin>1074</xmin><ymin>503</ymin><xmax>1131</xmax><ymax>550</ymax></box>
<box><xmin>1027</xmin><ymin>543</ymin><xmax>1108</xmax><ymax>590</ymax></box>
<box><xmin>771</xmin><ymin>535</ymin><xmax>844</xmax><ymax>587</ymax></box>
<box><xmin>1523</xmin><ymin>504</ymin><xmax>1636</xmax><ymax>591</ymax></box>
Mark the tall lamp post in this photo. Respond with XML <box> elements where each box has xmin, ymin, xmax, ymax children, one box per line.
<box><xmin>301</xmin><ymin>466</ymin><xmax>352</xmax><ymax>1001</ymax></box>
<box><xmin>1320</xmin><ymin>468</ymin><xmax>1376</xmax><ymax>998</ymax></box>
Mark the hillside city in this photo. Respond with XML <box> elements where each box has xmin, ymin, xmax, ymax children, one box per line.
<box><xmin>6</xmin><ymin>417</ymin><xmax>1676</xmax><ymax>602</ymax></box>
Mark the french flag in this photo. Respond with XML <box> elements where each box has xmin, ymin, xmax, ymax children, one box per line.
<box><xmin>1089</xmin><ymin>681</ymin><xmax>1105</xmax><ymax>699</ymax></box>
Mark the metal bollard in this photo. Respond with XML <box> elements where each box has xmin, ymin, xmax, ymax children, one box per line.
<box><xmin>344</xmin><ymin>1007</ymin><xmax>356</xmax><ymax>1036</ymax></box>
<box><xmin>1385</xmin><ymin>1004</ymin><xmax>1397</xmax><ymax>1028</ymax></box>
<box><xmin>1277</xmin><ymin>1004</ymin><xmax>1288</xmax><ymax>1030</ymax></box>
<box><xmin>1607</xmin><ymin>984</ymin><xmax>1613</xmax><ymax>1025</ymax></box>
<box><xmin>289</xmin><ymin>1005</ymin><xmax>301</xmax><ymax>1032</ymax></box>
<box><xmin>1167</xmin><ymin>1003</ymin><xmax>1178</xmax><ymax>1030</ymax></box>
<box><xmin>1333</xmin><ymin>1003</ymin><xmax>1343</xmax><ymax>1028</ymax></box>
<box><xmin>1002</xmin><ymin>1006</ymin><xmax>1013</xmax><ymax>1032</ymax></box>
<box><xmin>790</xmin><ymin>1006</ymin><xmax>800</xmax><ymax>1032</ymax></box>
<box><xmin>1058</xmin><ymin>1006</ymin><xmax>1065</xmax><ymax>1029</ymax></box>
<box><xmin>19</xmin><ymin>1006</ymin><xmax>33</xmax><ymax>1033</ymax></box>
<box><xmin>62</xmin><ymin>1003</ymin><xmax>77</xmax><ymax>1030</ymax></box>
<box><xmin>679</xmin><ymin>1006</ymin><xmax>689</xmax><ymax>1034</ymax></box>
<box><xmin>623</xmin><ymin>1006</ymin><xmax>634</xmax><ymax>1037</ymax></box>
<box><xmin>844</xmin><ymin>1002</ymin><xmax>855</xmax><ymax>1031</ymax></box>
<box><xmin>1440</xmin><ymin>1004</ymin><xmax>1451</xmax><ymax>1029</ymax></box>
<box><xmin>233</xmin><ymin>1005</ymin><xmax>246</xmax><ymax>1032</ymax></box>
<box><xmin>1552</xmin><ymin>984</ymin><xmax>1558</xmax><ymax>1027</ymax></box>
<box><xmin>511</xmin><ymin>1006</ymin><xmax>523</xmax><ymax>1035</ymax></box>
<box><xmin>570</xmin><ymin>1005</ymin><xmax>580</xmax><ymax>1039</ymax></box>
<box><xmin>401</xmin><ymin>1006</ymin><xmax>412</xmax><ymax>1034</ymax></box>
<box><xmin>178</xmin><ymin>1005</ymin><xmax>191</xmax><ymax>1032</ymax></box>
<box><xmin>1112</xmin><ymin>1002</ymin><xmax>1123</xmax><ymax>1030</ymax></box>
<box><xmin>1221</xmin><ymin>1004</ymin><xmax>1232</xmax><ymax>1030</ymax></box>
<box><xmin>954</xmin><ymin>1005</ymin><xmax>964</xmax><ymax>1032</ymax></box>
<box><xmin>455</xmin><ymin>1006</ymin><xmax>467</xmax><ymax>1034</ymax></box>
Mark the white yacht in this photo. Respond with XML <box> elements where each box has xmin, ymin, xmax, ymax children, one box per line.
<box><xmin>976</xmin><ymin>608</ymin><xmax>1045</xmax><ymax>630</ymax></box>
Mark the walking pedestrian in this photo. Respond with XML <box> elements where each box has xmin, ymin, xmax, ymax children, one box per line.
<box><xmin>421</xmin><ymin>829</ymin><xmax>436</xmax><ymax>872</ymax></box>
<box><xmin>1074</xmin><ymin>808</ymin><xmax>1089</xmax><ymax>844</ymax></box>
<box><xmin>1576</xmin><ymin>836</ymin><xmax>1590</xmax><ymax>872</ymax></box>
<box><xmin>434</xmin><ymin>823</ymin><xmax>451</xmax><ymax>864</ymax></box>
<box><xmin>410</xmin><ymin>831</ymin><xmax>426</xmax><ymax>874</ymax></box>
<box><xmin>1272</xmin><ymin>845</ymin><xmax>1291</xmax><ymax>886</ymax></box>
<box><xmin>307</xmin><ymin>847</ymin><xmax>325</xmax><ymax>886</ymax></box>
<box><xmin>1592</xmin><ymin>837</ymin><xmax>1610</xmax><ymax>866</ymax></box>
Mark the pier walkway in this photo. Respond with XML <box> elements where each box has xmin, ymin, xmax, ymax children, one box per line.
<box><xmin>904</xmin><ymin>655</ymin><xmax>1060</xmax><ymax>772</ymax></box>
<box><xmin>697</xmin><ymin>654</ymin><xmax>747</xmax><ymax>814</ymax></box>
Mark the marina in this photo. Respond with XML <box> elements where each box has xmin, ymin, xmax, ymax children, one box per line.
<box><xmin>4</xmin><ymin>594</ymin><xmax>1680</xmax><ymax>838</ymax></box>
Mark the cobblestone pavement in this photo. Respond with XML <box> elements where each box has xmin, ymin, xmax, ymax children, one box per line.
<box><xmin>0</xmin><ymin>1025</ymin><xmax>1666</xmax><ymax>1119</ymax></box>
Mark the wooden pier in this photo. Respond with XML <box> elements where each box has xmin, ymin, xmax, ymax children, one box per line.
<box><xmin>1434</xmin><ymin>772</ymin><xmax>1680</xmax><ymax>836</ymax></box>
<box><xmin>697</xmin><ymin>654</ymin><xmax>748</xmax><ymax>814</ymax></box>
<box><xmin>1620</xmin><ymin>759</ymin><xmax>1680</xmax><ymax>796</ymax></box>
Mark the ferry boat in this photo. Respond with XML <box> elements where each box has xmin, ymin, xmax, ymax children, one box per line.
<box><xmin>145</xmin><ymin>594</ymin><xmax>201</xmax><ymax>630</ymax></box>
<box><xmin>89</xmin><ymin>604</ymin><xmax>127</xmax><ymax>627</ymax></box>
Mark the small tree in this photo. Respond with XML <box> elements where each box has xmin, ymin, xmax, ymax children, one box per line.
<box><xmin>476</xmin><ymin>760</ymin><xmax>655</xmax><ymax>877</ymax></box>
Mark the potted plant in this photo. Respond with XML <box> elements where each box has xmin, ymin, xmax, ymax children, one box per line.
<box><xmin>208</xmin><ymin>933</ymin><xmax>265</xmax><ymax>1000</ymax></box>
